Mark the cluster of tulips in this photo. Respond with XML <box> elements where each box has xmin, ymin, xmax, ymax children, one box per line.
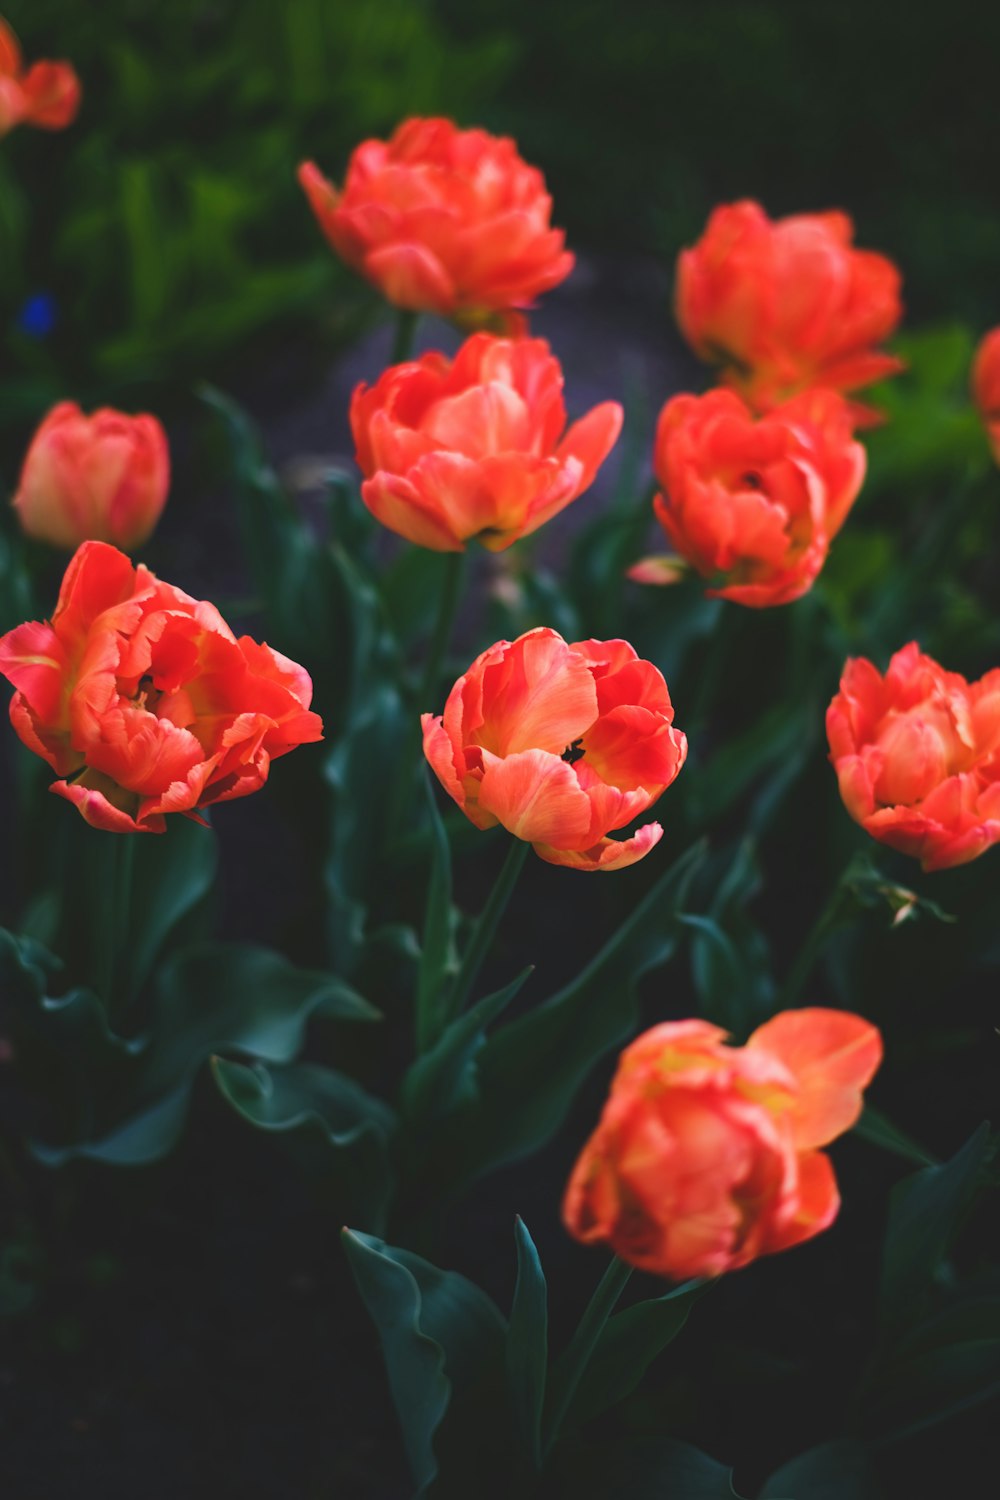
<box><xmin>2</xmin><ymin>24</ymin><xmax>998</xmax><ymax>1490</ymax></box>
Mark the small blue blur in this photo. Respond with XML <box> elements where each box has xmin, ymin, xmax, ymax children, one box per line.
<box><xmin>16</xmin><ymin>293</ymin><xmax>58</xmax><ymax>339</ymax></box>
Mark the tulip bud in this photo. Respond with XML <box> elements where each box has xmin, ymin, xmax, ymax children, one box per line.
<box><xmin>13</xmin><ymin>403</ymin><xmax>170</xmax><ymax>551</ymax></box>
<box><xmin>972</xmin><ymin>327</ymin><xmax>1000</xmax><ymax>464</ymax></box>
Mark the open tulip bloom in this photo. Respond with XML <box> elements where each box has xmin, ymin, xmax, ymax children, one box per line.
<box><xmin>351</xmin><ymin>331</ymin><xmax>623</xmax><ymax>551</ymax></box>
<box><xmin>675</xmin><ymin>200</ymin><xmax>903</xmax><ymax>415</ymax></box>
<box><xmin>0</xmin><ymin>541</ymin><xmax>323</xmax><ymax>832</ymax></box>
<box><xmin>564</xmin><ymin>1009</ymin><xmax>883</xmax><ymax>1279</ymax></box>
<box><xmin>827</xmin><ymin>643</ymin><xmax>1000</xmax><ymax>871</ymax></box>
<box><xmin>299</xmin><ymin>116</ymin><xmax>573</xmax><ymax>324</ymax></box>
<box><xmin>422</xmin><ymin>627</ymin><xmax>687</xmax><ymax>869</ymax></box>
<box><xmin>631</xmin><ymin>386</ymin><xmax>865</xmax><ymax>606</ymax></box>
<box><xmin>0</xmin><ymin>17</ymin><xmax>79</xmax><ymax>137</ymax></box>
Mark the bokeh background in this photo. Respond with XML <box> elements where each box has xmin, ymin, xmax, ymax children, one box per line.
<box><xmin>2</xmin><ymin>0</ymin><xmax>998</xmax><ymax>428</ymax></box>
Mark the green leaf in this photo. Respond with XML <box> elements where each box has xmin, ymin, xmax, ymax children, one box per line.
<box><xmin>415</xmin><ymin>771</ymin><xmax>458</xmax><ymax>1052</ymax></box>
<box><xmin>565</xmin><ymin>1279</ymin><xmax>704</xmax><ymax>1427</ymax></box>
<box><xmin>212</xmin><ymin>1058</ymin><xmax>394</xmax><ymax>1230</ymax></box>
<box><xmin>880</xmin><ymin>1122</ymin><xmax>994</xmax><ymax>1333</ymax></box>
<box><xmin>761</xmin><ymin>1439</ymin><xmax>883</xmax><ymax>1499</ymax></box>
<box><xmin>436</xmin><ymin>840</ymin><xmax>705</xmax><ymax>1187</ymax></box>
<box><xmin>342</xmin><ymin>1229</ymin><xmax>507</xmax><ymax>1497</ymax></box>
<box><xmin>122</xmin><ymin>815</ymin><xmax>218</xmax><ymax>997</ymax></box>
<box><xmin>402</xmin><ymin>967</ymin><xmax>533</xmax><ymax>1122</ymax></box>
<box><xmin>507</xmin><ymin>1218</ymin><xmax>548</xmax><ymax>1467</ymax></box>
<box><xmin>854</xmin><ymin>1105</ymin><xmax>938</xmax><ymax>1168</ymax></box>
<box><xmin>3</xmin><ymin>930</ymin><xmax>376</xmax><ymax>1167</ymax></box>
<box><xmin>547</xmin><ymin>1435</ymin><xmax>746</xmax><ymax>1497</ymax></box>
<box><xmin>864</xmin><ymin>1293</ymin><xmax>1000</xmax><ymax>1442</ymax></box>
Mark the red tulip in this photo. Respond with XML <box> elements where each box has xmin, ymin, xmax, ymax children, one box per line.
<box><xmin>972</xmin><ymin>327</ymin><xmax>1000</xmax><ymax>464</ymax></box>
<box><xmin>0</xmin><ymin>542</ymin><xmax>323</xmax><ymax>833</ymax></box>
<box><xmin>0</xmin><ymin>18</ymin><xmax>79</xmax><ymax>137</ymax></box>
<box><xmin>299</xmin><ymin>117</ymin><xmax>573</xmax><ymax>324</ymax></box>
<box><xmin>351</xmin><ymin>332</ymin><xmax>622</xmax><ymax>551</ymax></box>
<box><xmin>13</xmin><ymin>403</ymin><xmax>170</xmax><ymax>551</ymax></box>
<box><xmin>676</xmin><ymin>201</ymin><xmax>903</xmax><ymax>413</ymax></box>
<box><xmin>422</xmin><ymin>628</ymin><xmax>686</xmax><ymax>870</ymax></box>
<box><xmin>633</xmin><ymin>387</ymin><xmax>865</xmax><ymax>607</ymax></box>
<box><xmin>564</xmin><ymin>1009</ymin><xmax>882</xmax><ymax>1279</ymax></box>
<box><xmin>827</xmin><ymin>643</ymin><xmax>1000</xmax><ymax>871</ymax></box>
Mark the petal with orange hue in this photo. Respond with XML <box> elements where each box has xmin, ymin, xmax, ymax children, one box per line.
<box><xmin>747</xmin><ymin>1007</ymin><xmax>883</xmax><ymax>1149</ymax></box>
<box><xmin>556</xmin><ymin>402</ymin><xmax>624</xmax><ymax>490</ymax></box>
<box><xmin>763</xmin><ymin>1150</ymin><xmax>841</xmax><ymax>1253</ymax></box>
<box><xmin>534</xmin><ymin>821</ymin><xmax>663</xmax><ymax>871</ymax></box>
<box><xmin>477</xmin><ymin>748</ymin><xmax>593</xmax><ymax>847</ymax></box>
<box><xmin>363</xmin><ymin>242</ymin><xmax>456</xmax><ymax>315</ymax></box>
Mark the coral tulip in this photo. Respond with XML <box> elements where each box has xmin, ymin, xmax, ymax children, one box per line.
<box><xmin>0</xmin><ymin>18</ymin><xmax>79</xmax><ymax>137</ymax></box>
<box><xmin>676</xmin><ymin>201</ymin><xmax>903</xmax><ymax>413</ymax></box>
<box><xmin>13</xmin><ymin>402</ymin><xmax>170</xmax><ymax>551</ymax></box>
<box><xmin>564</xmin><ymin>1009</ymin><xmax>882</xmax><ymax>1279</ymax></box>
<box><xmin>827</xmin><ymin>643</ymin><xmax>1000</xmax><ymax>871</ymax></box>
<box><xmin>0</xmin><ymin>541</ymin><xmax>323</xmax><ymax>833</ymax></box>
<box><xmin>351</xmin><ymin>332</ymin><xmax>622</xmax><ymax>551</ymax></box>
<box><xmin>299</xmin><ymin>117</ymin><xmax>573</xmax><ymax>324</ymax></box>
<box><xmin>422</xmin><ymin>628</ymin><xmax>686</xmax><ymax>870</ymax></box>
<box><xmin>633</xmin><ymin>387</ymin><xmax>865</xmax><ymax>607</ymax></box>
<box><xmin>972</xmin><ymin>327</ymin><xmax>1000</xmax><ymax>464</ymax></box>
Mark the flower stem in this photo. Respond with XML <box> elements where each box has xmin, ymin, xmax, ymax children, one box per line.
<box><xmin>777</xmin><ymin>859</ymin><xmax>853</xmax><ymax>1010</ymax></box>
<box><xmin>446</xmin><ymin>837</ymin><xmax>529</xmax><ymax>1020</ymax></box>
<box><xmin>110</xmin><ymin>834</ymin><xmax>137</xmax><ymax>1023</ymax></box>
<box><xmin>543</xmin><ymin>1255</ymin><xmax>633</xmax><ymax>1457</ymax></box>
<box><xmin>390</xmin><ymin>309</ymin><xmax>419</xmax><ymax>365</ymax></box>
<box><xmin>416</xmin><ymin>549</ymin><xmax>466</xmax><ymax>712</ymax></box>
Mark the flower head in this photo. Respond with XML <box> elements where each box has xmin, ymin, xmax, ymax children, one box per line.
<box><xmin>299</xmin><ymin>117</ymin><xmax>573</xmax><ymax>324</ymax></box>
<box><xmin>422</xmin><ymin>628</ymin><xmax>686</xmax><ymax>870</ymax></box>
<box><xmin>972</xmin><ymin>327</ymin><xmax>1000</xmax><ymax>465</ymax></box>
<box><xmin>634</xmin><ymin>387</ymin><xmax>865</xmax><ymax>607</ymax></box>
<box><xmin>827</xmin><ymin>643</ymin><xmax>1000</xmax><ymax>871</ymax></box>
<box><xmin>0</xmin><ymin>18</ymin><xmax>79</xmax><ymax>137</ymax></box>
<box><xmin>564</xmin><ymin>1009</ymin><xmax>882</xmax><ymax>1279</ymax></box>
<box><xmin>13</xmin><ymin>402</ymin><xmax>170</xmax><ymax>552</ymax></box>
<box><xmin>0</xmin><ymin>541</ymin><xmax>323</xmax><ymax>833</ymax></box>
<box><xmin>351</xmin><ymin>333</ymin><xmax>622</xmax><ymax>551</ymax></box>
<box><xmin>676</xmin><ymin>201</ymin><xmax>903</xmax><ymax>413</ymax></box>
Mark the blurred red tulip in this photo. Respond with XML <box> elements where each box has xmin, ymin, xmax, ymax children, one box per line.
<box><xmin>299</xmin><ymin>117</ymin><xmax>573</xmax><ymax>324</ymax></box>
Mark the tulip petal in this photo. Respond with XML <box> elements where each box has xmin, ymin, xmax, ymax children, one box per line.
<box><xmin>477</xmin><ymin>748</ymin><xmax>593</xmax><ymax>847</ymax></box>
<box><xmin>763</xmin><ymin>1150</ymin><xmax>841</xmax><ymax>1253</ymax></box>
<box><xmin>747</xmin><ymin>1007</ymin><xmax>883</xmax><ymax>1149</ymax></box>
<box><xmin>363</xmin><ymin>241</ymin><xmax>456</xmax><ymax>314</ymax></box>
<box><xmin>534</xmin><ymin>821</ymin><xmax>663</xmax><ymax>871</ymax></box>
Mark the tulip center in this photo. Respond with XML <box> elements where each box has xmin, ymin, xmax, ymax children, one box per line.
<box><xmin>133</xmin><ymin>673</ymin><xmax>163</xmax><ymax>714</ymax></box>
<box><xmin>740</xmin><ymin>471</ymin><xmax>764</xmax><ymax>490</ymax></box>
<box><xmin>562</xmin><ymin>737</ymin><xmax>585</xmax><ymax>766</ymax></box>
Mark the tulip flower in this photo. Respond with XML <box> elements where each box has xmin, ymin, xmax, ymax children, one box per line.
<box><xmin>299</xmin><ymin>116</ymin><xmax>573</xmax><ymax>324</ymax></box>
<box><xmin>827</xmin><ymin>642</ymin><xmax>1000</xmax><ymax>870</ymax></box>
<box><xmin>972</xmin><ymin>327</ymin><xmax>1000</xmax><ymax>464</ymax></box>
<box><xmin>0</xmin><ymin>17</ymin><xmax>80</xmax><ymax>137</ymax></box>
<box><xmin>564</xmin><ymin>1009</ymin><xmax>882</xmax><ymax>1279</ymax></box>
<box><xmin>0</xmin><ymin>541</ymin><xmax>323</xmax><ymax>833</ymax></box>
<box><xmin>631</xmin><ymin>387</ymin><xmax>865</xmax><ymax>607</ymax></box>
<box><xmin>422</xmin><ymin>628</ymin><xmax>687</xmax><ymax>870</ymax></box>
<box><xmin>351</xmin><ymin>332</ymin><xmax>622</xmax><ymax>551</ymax></box>
<box><xmin>12</xmin><ymin>402</ymin><xmax>170</xmax><ymax>551</ymax></box>
<box><xmin>676</xmin><ymin>200</ymin><xmax>903</xmax><ymax>413</ymax></box>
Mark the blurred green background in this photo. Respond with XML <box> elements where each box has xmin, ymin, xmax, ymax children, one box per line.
<box><xmin>1</xmin><ymin>0</ymin><xmax>997</xmax><ymax>430</ymax></box>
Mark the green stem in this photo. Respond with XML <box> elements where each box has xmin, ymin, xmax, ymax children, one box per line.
<box><xmin>543</xmin><ymin>1256</ymin><xmax>633</xmax><ymax>1457</ymax></box>
<box><xmin>446</xmin><ymin>838</ymin><xmax>529</xmax><ymax>1020</ymax></box>
<box><xmin>777</xmin><ymin>862</ymin><xmax>852</xmax><ymax>1010</ymax></box>
<box><xmin>416</xmin><ymin>549</ymin><xmax>466</xmax><ymax>712</ymax></box>
<box><xmin>111</xmin><ymin>835</ymin><xmax>137</xmax><ymax>1023</ymax></box>
<box><xmin>390</xmin><ymin>309</ymin><xmax>419</xmax><ymax>365</ymax></box>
